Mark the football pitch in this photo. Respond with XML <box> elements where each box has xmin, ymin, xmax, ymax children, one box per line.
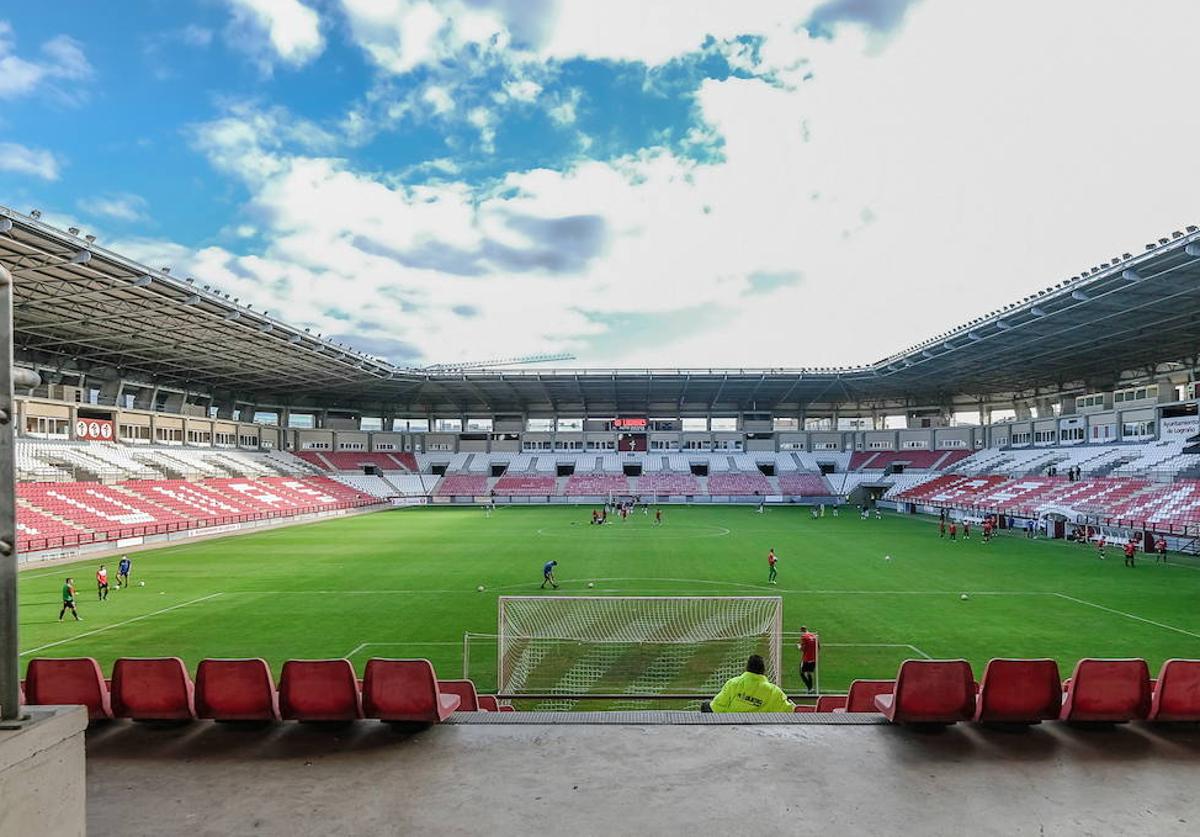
<box><xmin>15</xmin><ymin>506</ymin><xmax>1200</xmax><ymax>699</ymax></box>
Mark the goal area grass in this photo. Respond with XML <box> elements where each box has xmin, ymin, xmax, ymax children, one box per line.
<box><xmin>16</xmin><ymin>505</ymin><xmax>1200</xmax><ymax>702</ymax></box>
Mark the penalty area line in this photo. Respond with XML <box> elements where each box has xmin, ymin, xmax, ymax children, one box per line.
<box><xmin>19</xmin><ymin>593</ymin><xmax>224</xmax><ymax>656</ymax></box>
<box><xmin>1053</xmin><ymin>593</ymin><xmax>1200</xmax><ymax>641</ymax></box>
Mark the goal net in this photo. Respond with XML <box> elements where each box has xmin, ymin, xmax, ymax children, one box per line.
<box><xmin>497</xmin><ymin>596</ymin><xmax>783</xmax><ymax>710</ymax></box>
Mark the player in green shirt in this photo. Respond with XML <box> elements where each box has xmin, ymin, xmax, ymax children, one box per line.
<box><xmin>59</xmin><ymin>577</ymin><xmax>81</xmax><ymax>622</ymax></box>
<box><xmin>702</xmin><ymin>655</ymin><xmax>794</xmax><ymax>713</ymax></box>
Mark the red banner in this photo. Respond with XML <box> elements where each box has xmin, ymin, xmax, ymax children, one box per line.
<box><xmin>75</xmin><ymin>418</ymin><xmax>114</xmax><ymax>442</ymax></box>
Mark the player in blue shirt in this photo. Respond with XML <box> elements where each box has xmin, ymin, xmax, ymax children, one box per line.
<box><xmin>541</xmin><ymin>560</ymin><xmax>559</xmax><ymax>589</ymax></box>
<box><xmin>117</xmin><ymin>555</ymin><xmax>132</xmax><ymax>589</ymax></box>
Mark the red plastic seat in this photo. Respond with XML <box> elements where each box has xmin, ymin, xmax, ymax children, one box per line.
<box><xmin>874</xmin><ymin>660</ymin><xmax>976</xmax><ymax>723</ymax></box>
<box><xmin>361</xmin><ymin>659</ymin><xmax>460</xmax><ymax>722</ymax></box>
<box><xmin>477</xmin><ymin>695</ymin><xmax>500</xmax><ymax>712</ymax></box>
<box><xmin>498</xmin><ymin>704</ymin><xmax>515</xmax><ymax>712</ymax></box>
<box><xmin>195</xmin><ymin>658</ymin><xmax>280</xmax><ymax>721</ymax></box>
<box><xmin>815</xmin><ymin>695</ymin><xmax>847</xmax><ymax>712</ymax></box>
<box><xmin>279</xmin><ymin>659</ymin><xmax>362</xmax><ymax>721</ymax></box>
<box><xmin>793</xmin><ymin>704</ymin><xmax>816</xmax><ymax>713</ymax></box>
<box><xmin>1059</xmin><ymin>658</ymin><xmax>1151</xmax><ymax>723</ymax></box>
<box><xmin>1147</xmin><ymin>659</ymin><xmax>1200</xmax><ymax>722</ymax></box>
<box><xmin>438</xmin><ymin>679</ymin><xmax>483</xmax><ymax>711</ymax></box>
<box><xmin>834</xmin><ymin>680</ymin><xmax>895</xmax><ymax>713</ymax></box>
<box><xmin>974</xmin><ymin>659</ymin><xmax>1062</xmax><ymax>724</ymax></box>
<box><xmin>24</xmin><ymin>657</ymin><xmax>113</xmax><ymax>720</ymax></box>
<box><xmin>111</xmin><ymin>657</ymin><xmax>196</xmax><ymax>721</ymax></box>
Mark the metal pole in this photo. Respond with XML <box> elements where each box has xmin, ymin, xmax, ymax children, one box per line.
<box><xmin>0</xmin><ymin>265</ymin><xmax>22</xmax><ymax>721</ymax></box>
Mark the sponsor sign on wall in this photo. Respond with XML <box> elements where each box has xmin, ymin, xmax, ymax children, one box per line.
<box><xmin>1161</xmin><ymin>416</ymin><xmax>1200</xmax><ymax>437</ymax></box>
<box><xmin>75</xmin><ymin>418</ymin><xmax>115</xmax><ymax>442</ymax></box>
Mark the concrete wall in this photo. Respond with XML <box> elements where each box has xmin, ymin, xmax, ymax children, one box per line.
<box><xmin>0</xmin><ymin>707</ymin><xmax>87</xmax><ymax>837</ymax></box>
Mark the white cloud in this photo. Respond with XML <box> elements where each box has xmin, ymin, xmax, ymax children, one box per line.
<box><xmin>167</xmin><ymin>0</ymin><xmax>1200</xmax><ymax>369</ymax></box>
<box><xmin>0</xmin><ymin>141</ymin><xmax>60</xmax><ymax>180</ymax></box>
<box><xmin>422</xmin><ymin>84</ymin><xmax>455</xmax><ymax>115</ymax></box>
<box><xmin>78</xmin><ymin>193</ymin><xmax>149</xmax><ymax>222</ymax></box>
<box><xmin>503</xmin><ymin>78</ymin><xmax>541</xmax><ymax>103</ymax></box>
<box><xmin>0</xmin><ymin>22</ymin><xmax>92</xmax><ymax>101</ymax></box>
<box><xmin>225</xmin><ymin>0</ymin><xmax>324</xmax><ymax>69</ymax></box>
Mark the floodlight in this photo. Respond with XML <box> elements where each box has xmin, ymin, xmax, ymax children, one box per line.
<box><xmin>1186</xmin><ymin>244</ymin><xmax>1200</xmax><ymax>257</ymax></box>
<box><xmin>161</xmin><ymin>267</ymin><xmax>171</xmax><ymax>273</ymax></box>
<box><xmin>1159</xmin><ymin>238</ymin><xmax>1169</xmax><ymax>245</ymax></box>
<box><xmin>1187</xmin><ymin>226</ymin><xmax>1198</xmax><ymax>233</ymax></box>
<box><xmin>183</xmin><ymin>294</ymin><xmax>200</xmax><ymax>305</ymax></box>
<box><xmin>84</xmin><ymin>235</ymin><xmax>95</xmax><ymax>243</ymax></box>
<box><xmin>131</xmin><ymin>275</ymin><xmax>152</xmax><ymax>287</ymax></box>
<box><xmin>1071</xmin><ymin>289</ymin><xmax>1089</xmax><ymax>301</ymax></box>
<box><xmin>68</xmin><ymin>227</ymin><xmax>79</xmax><ymax>235</ymax></box>
<box><xmin>30</xmin><ymin>209</ymin><xmax>41</xmax><ymax>218</ymax></box>
<box><xmin>0</xmin><ymin>218</ymin><xmax>9</xmax><ymax>232</ymax></box>
<box><xmin>70</xmin><ymin>250</ymin><xmax>91</xmax><ymax>264</ymax></box>
<box><xmin>1121</xmin><ymin>269</ymin><xmax>1142</xmax><ymax>282</ymax></box>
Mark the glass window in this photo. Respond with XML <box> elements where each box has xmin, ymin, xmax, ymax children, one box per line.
<box><xmin>434</xmin><ymin>418</ymin><xmax>462</xmax><ymax>432</ymax></box>
<box><xmin>526</xmin><ymin>418</ymin><xmax>554</xmax><ymax>432</ymax></box>
<box><xmin>681</xmin><ymin>418</ymin><xmax>708</xmax><ymax>432</ymax></box>
<box><xmin>556</xmin><ymin>418</ymin><xmax>583</xmax><ymax>432</ymax></box>
<box><xmin>466</xmin><ymin>417</ymin><xmax>494</xmax><ymax>432</ymax></box>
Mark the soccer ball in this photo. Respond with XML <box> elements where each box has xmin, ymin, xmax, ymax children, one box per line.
<box><xmin>587</xmin><ymin>582</ymin><xmax>595</xmax><ymax>589</ymax></box>
<box><xmin>138</xmin><ymin>581</ymin><xmax>145</xmax><ymax>587</ymax></box>
<box><xmin>477</xmin><ymin>586</ymin><xmax>485</xmax><ymax>592</ymax></box>
<box><xmin>884</xmin><ymin>555</ymin><xmax>892</xmax><ymax>562</ymax></box>
<box><xmin>114</xmin><ymin>583</ymin><xmax>121</xmax><ymax>590</ymax></box>
<box><xmin>960</xmin><ymin>593</ymin><xmax>969</xmax><ymax>601</ymax></box>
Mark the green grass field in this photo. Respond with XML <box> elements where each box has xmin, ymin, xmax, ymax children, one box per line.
<box><xmin>16</xmin><ymin>506</ymin><xmax>1200</xmax><ymax>701</ymax></box>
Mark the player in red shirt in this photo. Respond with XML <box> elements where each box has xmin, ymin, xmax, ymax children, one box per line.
<box><xmin>948</xmin><ymin>522</ymin><xmax>957</xmax><ymax>541</ymax></box>
<box><xmin>767</xmin><ymin>549</ymin><xmax>778</xmax><ymax>585</ymax></box>
<box><xmin>1155</xmin><ymin>536</ymin><xmax>1168</xmax><ymax>564</ymax></box>
<box><xmin>96</xmin><ymin>564</ymin><xmax>109</xmax><ymax>601</ymax></box>
<box><xmin>798</xmin><ymin>627</ymin><xmax>818</xmax><ymax>693</ymax></box>
<box><xmin>1096</xmin><ymin>537</ymin><xmax>1106</xmax><ymax>560</ymax></box>
<box><xmin>1123</xmin><ymin>539</ymin><xmax>1137</xmax><ymax>568</ymax></box>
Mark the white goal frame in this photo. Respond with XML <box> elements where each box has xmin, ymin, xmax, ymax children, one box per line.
<box><xmin>496</xmin><ymin>595</ymin><xmax>784</xmax><ymax>699</ymax></box>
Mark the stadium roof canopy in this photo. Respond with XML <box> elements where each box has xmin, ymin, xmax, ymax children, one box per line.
<box><xmin>3</xmin><ymin>205</ymin><xmax>1199</xmax><ymax>415</ymax></box>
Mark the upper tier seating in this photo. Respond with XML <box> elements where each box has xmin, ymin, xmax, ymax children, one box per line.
<box><xmin>1147</xmin><ymin>659</ymin><xmax>1200</xmax><ymax>722</ymax></box>
<box><xmin>851</xmin><ymin>450</ymin><xmax>972</xmax><ymax>471</ymax></box>
<box><xmin>565</xmin><ymin>473</ymin><xmax>630</xmax><ymax>496</ymax></box>
<box><xmin>330</xmin><ymin>474</ymin><xmax>397</xmax><ymax>499</ymax></box>
<box><xmin>874</xmin><ymin>660</ymin><xmax>977</xmax><ymax>724</ymax></box>
<box><xmin>295</xmin><ymin>451</ymin><xmax>416</xmax><ymax>472</ymax></box>
<box><xmin>362</xmin><ymin>659</ymin><xmax>461</xmax><ymax>723</ymax></box>
<box><xmin>778</xmin><ymin>473</ymin><xmax>832</xmax><ymax>496</ymax></box>
<box><xmin>195</xmin><ymin>658</ymin><xmax>281</xmax><ymax>722</ymax></box>
<box><xmin>24</xmin><ymin>658</ymin><xmax>112</xmax><ymax>720</ymax></box>
<box><xmin>636</xmin><ymin>472</ymin><xmax>701</xmax><ymax>495</ymax></box>
<box><xmin>707</xmin><ymin>471</ymin><xmax>772</xmax><ymax>496</ymax></box>
<box><xmin>974</xmin><ymin>658</ymin><xmax>1062</xmax><ymax>724</ymax></box>
<box><xmin>834</xmin><ymin>680</ymin><xmax>895</xmax><ymax>713</ymax></box>
<box><xmin>1059</xmin><ymin>658</ymin><xmax>1151</xmax><ymax>723</ymax></box>
<box><xmin>492</xmin><ymin>474</ymin><xmax>557</xmax><ymax>495</ymax></box>
<box><xmin>434</xmin><ymin>474</ymin><xmax>490</xmax><ymax>496</ymax></box>
<box><xmin>111</xmin><ymin>657</ymin><xmax>197</xmax><ymax>721</ymax></box>
<box><xmin>279</xmin><ymin>659</ymin><xmax>363</xmax><ymax>721</ymax></box>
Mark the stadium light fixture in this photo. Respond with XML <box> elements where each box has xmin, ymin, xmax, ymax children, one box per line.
<box><xmin>996</xmin><ymin>320</ymin><xmax>1011</xmax><ymax>330</ymax></box>
<box><xmin>68</xmin><ymin>227</ymin><xmax>79</xmax><ymax>235</ymax></box>
<box><xmin>69</xmin><ymin>250</ymin><xmax>91</xmax><ymax>264</ymax></box>
<box><xmin>0</xmin><ymin>219</ymin><xmax>10</xmax><ymax>233</ymax></box>
<box><xmin>289</xmin><ymin>334</ymin><xmax>302</xmax><ymax>344</ymax></box>
<box><xmin>1187</xmin><ymin>226</ymin><xmax>1198</xmax><ymax>233</ymax></box>
<box><xmin>1071</xmin><ymin>289</ymin><xmax>1089</xmax><ymax>301</ymax></box>
<box><xmin>968</xmin><ymin>332</ymin><xmax>982</xmax><ymax>341</ymax></box>
<box><xmin>1121</xmin><ymin>269</ymin><xmax>1142</xmax><ymax>282</ymax></box>
<box><xmin>183</xmin><ymin>294</ymin><xmax>200</xmax><ymax>305</ymax></box>
<box><xmin>161</xmin><ymin>267</ymin><xmax>171</xmax><ymax>273</ymax></box>
<box><xmin>1158</xmin><ymin>238</ymin><xmax>1169</xmax><ymax>245</ymax></box>
<box><xmin>131</xmin><ymin>275</ymin><xmax>152</xmax><ymax>287</ymax></box>
<box><xmin>259</xmin><ymin>323</ymin><xmax>273</xmax><ymax>333</ymax></box>
<box><xmin>223</xmin><ymin>311</ymin><xmax>240</xmax><ymax>321</ymax></box>
<box><xmin>1030</xmin><ymin>307</ymin><xmax>1046</xmax><ymax>317</ymax></box>
<box><xmin>84</xmin><ymin>235</ymin><xmax>95</xmax><ymax>244</ymax></box>
<box><xmin>29</xmin><ymin>209</ymin><xmax>41</xmax><ymax>218</ymax></box>
<box><xmin>1186</xmin><ymin>244</ymin><xmax>1200</xmax><ymax>257</ymax></box>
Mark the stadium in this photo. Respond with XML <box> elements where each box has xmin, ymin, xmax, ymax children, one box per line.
<box><xmin>4</xmin><ymin>3</ymin><xmax>1200</xmax><ymax>835</ymax></box>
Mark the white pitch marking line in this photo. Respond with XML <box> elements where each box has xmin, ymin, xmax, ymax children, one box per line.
<box><xmin>19</xmin><ymin>593</ymin><xmax>224</xmax><ymax>657</ymax></box>
<box><xmin>1052</xmin><ymin>593</ymin><xmax>1200</xmax><ymax>641</ymax></box>
<box><xmin>816</xmin><ymin>642</ymin><xmax>934</xmax><ymax>660</ymax></box>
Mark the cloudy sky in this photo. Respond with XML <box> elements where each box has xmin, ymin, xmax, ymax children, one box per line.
<box><xmin>2</xmin><ymin>1</ymin><xmax>1199</xmax><ymax>368</ymax></box>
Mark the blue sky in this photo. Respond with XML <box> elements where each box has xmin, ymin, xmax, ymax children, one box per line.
<box><xmin>3</xmin><ymin>1</ymin><xmax>1200</xmax><ymax>368</ymax></box>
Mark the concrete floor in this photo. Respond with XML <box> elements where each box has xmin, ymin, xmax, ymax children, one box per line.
<box><xmin>85</xmin><ymin>718</ymin><xmax>1200</xmax><ymax>837</ymax></box>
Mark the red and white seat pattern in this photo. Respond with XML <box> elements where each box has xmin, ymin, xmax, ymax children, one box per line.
<box><xmin>434</xmin><ymin>474</ymin><xmax>490</xmax><ymax>496</ymax></box>
<box><xmin>294</xmin><ymin>451</ymin><xmax>415</xmax><ymax>472</ymax></box>
<box><xmin>778</xmin><ymin>473</ymin><xmax>832</xmax><ymax>496</ymax></box>
<box><xmin>492</xmin><ymin>475</ymin><xmax>557</xmax><ymax>495</ymax></box>
<box><xmin>707</xmin><ymin>471</ymin><xmax>772</xmax><ymax>496</ymax></box>
<box><xmin>565</xmin><ymin>473</ymin><xmax>630</xmax><ymax>495</ymax></box>
<box><xmin>16</xmin><ymin>477</ymin><xmax>379</xmax><ymax>552</ymax></box>
<box><xmin>636</xmin><ymin>472</ymin><xmax>701</xmax><ymax>495</ymax></box>
<box><xmin>850</xmin><ymin>450</ymin><xmax>971</xmax><ymax>471</ymax></box>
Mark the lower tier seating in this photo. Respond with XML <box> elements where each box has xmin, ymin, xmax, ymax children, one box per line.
<box><xmin>15</xmin><ymin>476</ymin><xmax>379</xmax><ymax>552</ymax></box>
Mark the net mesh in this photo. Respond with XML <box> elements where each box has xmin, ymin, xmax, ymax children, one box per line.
<box><xmin>498</xmin><ymin>596</ymin><xmax>782</xmax><ymax>710</ymax></box>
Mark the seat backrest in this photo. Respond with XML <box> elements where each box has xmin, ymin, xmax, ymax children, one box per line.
<box><xmin>477</xmin><ymin>695</ymin><xmax>500</xmax><ymax>712</ymax></box>
<box><xmin>845</xmin><ymin>680</ymin><xmax>894</xmax><ymax>712</ymax></box>
<box><xmin>815</xmin><ymin>695</ymin><xmax>847</xmax><ymax>712</ymax></box>
<box><xmin>279</xmin><ymin>659</ymin><xmax>361</xmax><ymax>720</ymax></box>
<box><xmin>25</xmin><ymin>657</ymin><xmax>111</xmax><ymax>720</ymax></box>
<box><xmin>1062</xmin><ymin>658</ymin><xmax>1151</xmax><ymax>722</ymax></box>
<box><xmin>891</xmin><ymin>660</ymin><xmax>975</xmax><ymax>722</ymax></box>
<box><xmin>438</xmin><ymin>679</ymin><xmax>480</xmax><ymax>711</ymax></box>
<box><xmin>111</xmin><ymin>657</ymin><xmax>195</xmax><ymax>720</ymax></box>
<box><xmin>976</xmin><ymin>658</ymin><xmax>1061</xmax><ymax>723</ymax></box>
<box><xmin>195</xmin><ymin>658</ymin><xmax>278</xmax><ymax>721</ymax></box>
<box><xmin>362</xmin><ymin>659</ymin><xmax>441</xmax><ymax>720</ymax></box>
<box><xmin>1149</xmin><ymin>659</ymin><xmax>1200</xmax><ymax>721</ymax></box>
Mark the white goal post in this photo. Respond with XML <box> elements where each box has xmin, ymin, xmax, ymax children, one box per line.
<box><xmin>496</xmin><ymin>596</ymin><xmax>783</xmax><ymax>704</ymax></box>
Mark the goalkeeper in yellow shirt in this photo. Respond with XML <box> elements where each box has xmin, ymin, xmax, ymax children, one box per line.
<box><xmin>701</xmin><ymin>655</ymin><xmax>795</xmax><ymax>712</ymax></box>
